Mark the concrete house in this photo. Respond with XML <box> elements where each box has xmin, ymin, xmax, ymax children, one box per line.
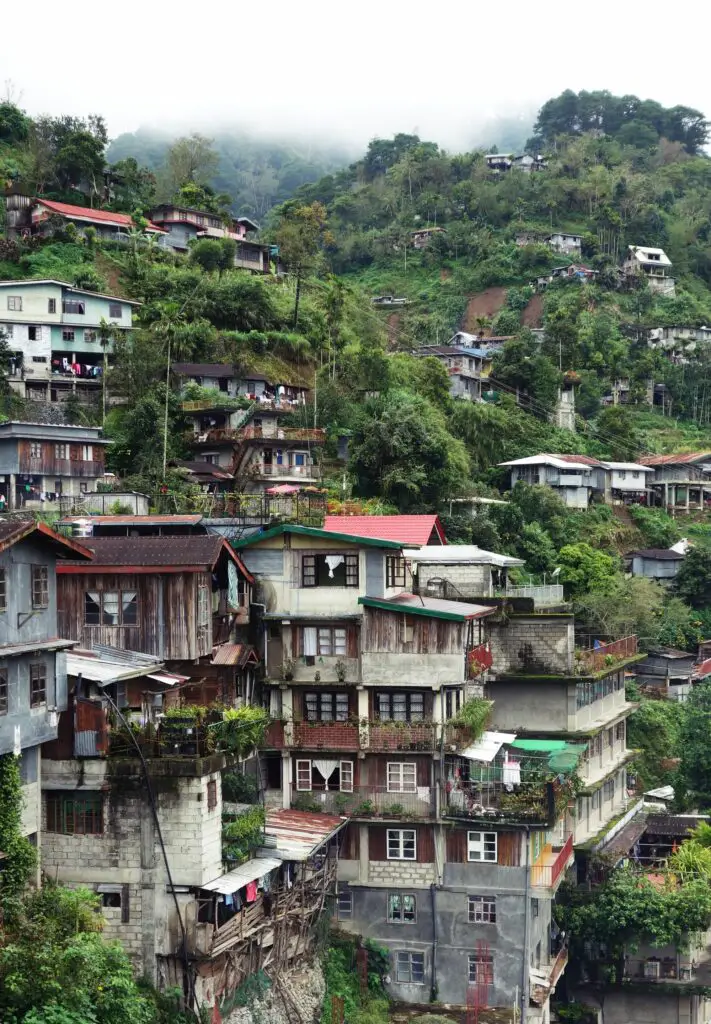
<box><xmin>0</xmin><ymin>519</ymin><xmax>91</xmax><ymax>861</ymax></box>
<box><xmin>149</xmin><ymin>205</ymin><xmax>273</xmax><ymax>273</ymax></box>
<box><xmin>56</xmin><ymin>535</ymin><xmax>257</xmax><ymax>707</ymax></box>
<box><xmin>0</xmin><ymin>279</ymin><xmax>139</xmax><ymax>405</ymax></box>
<box><xmin>623</xmin><ymin>245</ymin><xmax>675</xmax><ymax>296</ymax></box>
<box><xmin>546</xmin><ymin>233</ymin><xmax>582</xmax><ymax>255</ymax></box>
<box><xmin>173</xmin><ymin>362</ymin><xmax>241</xmax><ymax>397</ymax></box>
<box><xmin>639</xmin><ymin>452</ymin><xmax>711</xmax><ymax>512</ymax></box>
<box><xmin>0</xmin><ymin>421</ymin><xmax>110</xmax><ymax>509</ymax></box>
<box><xmin>413</xmin><ymin>340</ymin><xmax>503</xmax><ymax>402</ymax></box>
<box><xmin>228</xmin><ymin>406</ymin><xmax>325</xmax><ymax>494</ymax></box>
<box><xmin>499</xmin><ymin>454</ymin><xmax>607</xmax><ymax>509</ymax></box>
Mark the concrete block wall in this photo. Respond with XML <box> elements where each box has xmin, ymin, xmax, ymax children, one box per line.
<box><xmin>155</xmin><ymin>772</ymin><xmax>223</xmax><ymax>887</ymax></box>
<box><xmin>368</xmin><ymin>861</ymin><xmax>436</xmax><ymax>887</ymax></box>
<box><xmin>415</xmin><ymin>562</ymin><xmax>491</xmax><ymax>599</ymax></box>
<box><xmin>488</xmin><ymin>615</ymin><xmax>574</xmax><ymax>676</ymax></box>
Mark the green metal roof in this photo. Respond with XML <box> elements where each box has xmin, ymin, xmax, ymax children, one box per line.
<box><xmin>511</xmin><ymin>738</ymin><xmax>585</xmax><ymax>774</ymax></box>
<box><xmin>232</xmin><ymin>523</ymin><xmax>404</xmax><ymax>550</ymax></box>
<box><xmin>511</xmin><ymin>739</ymin><xmax>569</xmax><ymax>752</ymax></box>
<box><xmin>359</xmin><ymin>594</ymin><xmax>494</xmax><ymax>622</ymax></box>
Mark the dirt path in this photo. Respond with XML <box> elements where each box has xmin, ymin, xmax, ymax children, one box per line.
<box><xmin>522</xmin><ymin>292</ymin><xmax>544</xmax><ymax>328</ymax></box>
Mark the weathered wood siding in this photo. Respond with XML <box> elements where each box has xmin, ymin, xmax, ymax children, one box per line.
<box><xmin>362</xmin><ymin>606</ymin><xmax>464</xmax><ymax>655</ymax></box>
<box><xmin>57</xmin><ymin>571</ymin><xmax>209</xmax><ymax>659</ymax></box>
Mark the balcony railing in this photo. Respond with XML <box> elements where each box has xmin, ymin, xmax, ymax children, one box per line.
<box><xmin>238</xmin><ymin>426</ymin><xmax>325</xmax><ymax>443</ymax></box>
<box><xmin>255</xmin><ymin>463</ymin><xmax>321</xmax><ymax>478</ymax></box>
<box><xmin>262</xmin><ymin>719</ymin><xmax>438</xmax><ymax>752</ymax></box>
<box><xmin>442</xmin><ymin>776</ymin><xmax>561</xmax><ymax>828</ymax></box>
<box><xmin>363</xmin><ymin>721</ymin><xmax>437</xmax><ymax>752</ymax></box>
<box><xmin>294</xmin><ymin>785</ymin><xmax>434</xmax><ymax>819</ymax></box>
<box><xmin>531</xmin><ymin>833</ymin><xmax>574</xmax><ymax>889</ymax></box>
<box><xmin>577</xmin><ymin>636</ymin><xmax>638</xmax><ymax>674</ymax></box>
<box><xmin>293</xmin><ymin>720</ymin><xmax>360</xmax><ymax>751</ymax></box>
<box><xmin>499</xmin><ymin>584</ymin><xmax>565</xmax><ymax>607</ymax></box>
<box><xmin>18</xmin><ymin>457</ymin><xmax>105</xmax><ymax>477</ymax></box>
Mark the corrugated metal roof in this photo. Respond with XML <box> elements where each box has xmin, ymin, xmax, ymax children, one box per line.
<box><xmin>147</xmin><ymin>671</ymin><xmax>189</xmax><ymax>687</ymax></box>
<box><xmin>201</xmin><ymin>856</ymin><xmax>283</xmax><ymax>895</ymax></box>
<box><xmin>646</xmin><ymin>814</ymin><xmax>708</xmax><ymax>836</ymax></box>
<box><xmin>323</xmin><ymin>514</ymin><xmax>446</xmax><ymax>546</ymax></box>
<box><xmin>0</xmin><ymin>518</ymin><xmax>94</xmax><ymax>559</ymax></box>
<box><xmin>461</xmin><ymin>731</ymin><xmax>517</xmax><ymax>763</ymax></box>
<box><xmin>58</xmin><ymin>536</ymin><xmax>252</xmax><ymax>580</ymax></box>
<box><xmin>173</xmin><ymin>363</ymin><xmax>238</xmax><ymax>376</ymax></box>
<box><xmin>0</xmin><ymin>638</ymin><xmax>75</xmax><ymax>656</ymax></box>
<box><xmin>67</xmin><ymin>648</ymin><xmax>166</xmax><ymax>685</ymax></box>
<box><xmin>639</xmin><ymin>452</ymin><xmax>711</xmax><ymax>466</ymax></box>
<box><xmin>210</xmin><ymin>644</ymin><xmax>258</xmax><ymax>667</ymax></box>
<box><xmin>359</xmin><ymin>593</ymin><xmax>496</xmax><ymax>622</ymax></box>
<box><xmin>263</xmin><ymin>809</ymin><xmax>346</xmax><ymax>861</ymax></box>
<box><xmin>58</xmin><ymin>514</ymin><xmax>204</xmax><ymax>526</ymax></box>
<box><xmin>403</xmin><ymin>545</ymin><xmax>524</xmax><ymax>568</ymax></box>
<box><xmin>630</xmin><ymin>548</ymin><xmax>686</xmax><ymax>560</ymax></box>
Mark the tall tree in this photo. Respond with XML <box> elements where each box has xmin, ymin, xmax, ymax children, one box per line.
<box><xmin>272</xmin><ymin>201</ymin><xmax>330</xmax><ymax>328</ymax></box>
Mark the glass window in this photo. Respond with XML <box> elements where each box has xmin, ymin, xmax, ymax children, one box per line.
<box><xmin>108</xmin><ymin>303</ymin><xmax>122</xmax><ymax>319</ymax></box>
<box><xmin>395</xmin><ymin>951</ymin><xmax>424</xmax><ymax>984</ymax></box>
<box><xmin>311</xmin><ymin>627</ymin><xmax>348</xmax><ymax>657</ymax></box>
<box><xmin>388</xmin><ymin>893</ymin><xmax>416</xmax><ymax>923</ymax></box>
<box><xmin>48</xmin><ymin>299</ymin><xmax>56</xmax><ymax>313</ymax></box>
<box><xmin>387</xmin><ymin>762</ymin><xmax>417</xmax><ymax>793</ymax></box>
<box><xmin>468</xmin><ymin>895</ymin><xmax>496</xmax><ymax>923</ymax></box>
<box><xmin>337</xmin><ymin>890</ymin><xmax>353</xmax><ymax>918</ymax></box>
<box><xmin>386</xmin><ymin>556</ymin><xmax>406</xmax><ymax>589</ymax></box>
<box><xmin>102</xmin><ymin>592</ymin><xmax>120</xmax><ymax>626</ymax></box>
<box><xmin>30</xmin><ymin>441</ymin><xmax>42</xmax><ymax>459</ymax></box>
<box><xmin>7</xmin><ymin>296</ymin><xmax>22</xmax><ymax>311</ymax></box>
<box><xmin>468</xmin><ymin>954</ymin><xmax>494</xmax><ymax>985</ymax></box>
<box><xmin>0</xmin><ymin>569</ymin><xmax>6</xmax><ymax>612</ymax></box>
<box><xmin>302</xmin><ymin>553</ymin><xmax>359</xmax><ymax>588</ymax></box>
<box><xmin>62</xmin><ymin>300</ymin><xmax>86</xmax><ymax>315</ymax></box>
<box><xmin>340</xmin><ymin>761</ymin><xmax>354</xmax><ymax>792</ymax></box>
<box><xmin>55</xmin><ymin>444</ymin><xmax>69</xmax><ymax>459</ymax></box>
<box><xmin>376</xmin><ymin>691</ymin><xmax>424</xmax><ymax>722</ymax></box>
<box><xmin>31</xmin><ymin>566</ymin><xmax>49</xmax><ymax>609</ymax></box>
<box><xmin>84</xmin><ymin>591</ymin><xmax>137</xmax><ymax>626</ymax></box>
<box><xmin>62</xmin><ymin>330</ymin><xmax>75</xmax><ymax>342</ymax></box>
<box><xmin>0</xmin><ymin>669</ymin><xmax>7</xmax><ymax>715</ymax></box>
<box><xmin>467</xmin><ymin>831</ymin><xmax>497</xmax><ymax>862</ymax></box>
<box><xmin>304</xmin><ymin>692</ymin><xmax>348</xmax><ymax>722</ymax></box>
<box><xmin>296</xmin><ymin>760</ymin><xmax>312</xmax><ymax>791</ymax></box>
<box><xmin>30</xmin><ymin>663</ymin><xmax>47</xmax><ymax>707</ymax></box>
<box><xmin>85</xmin><ymin>591</ymin><xmax>101</xmax><ymax>625</ymax></box>
<box><xmin>387</xmin><ymin>829</ymin><xmax>416</xmax><ymax>860</ymax></box>
<box><xmin>121</xmin><ymin>591</ymin><xmax>138</xmax><ymax>626</ymax></box>
<box><xmin>46</xmin><ymin>792</ymin><xmax>103</xmax><ymax>834</ymax></box>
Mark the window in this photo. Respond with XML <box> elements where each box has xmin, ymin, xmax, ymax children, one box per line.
<box><xmin>46</xmin><ymin>792</ymin><xmax>103</xmax><ymax>834</ymax></box>
<box><xmin>31</xmin><ymin>566</ymin><xmax>49</xmax><ymax>608</ymax></box>
<box><xmin>0</xmin><ymin>670</ymin><xmax>7</xmax><ymax>715</ymax></box>
<box><xmin>337</xmin><ymin>890</ymin><xmax>353</xmax><ymax>919</ymax></box>
<box><xmin>84</xmin><ymin>590</ymin><xmax>138</xmax><ymax>626</ymax></box>
<box><xmin>398</xmin><ymin>615</ymin><xmax>415</xmax><ymax>644</ymax></box>
<box><xmin>295</xmin><ymin>759</ymin><xmax>353</xmax><ymax>792</ymax></box>
<box><xmin>62</xmin><ymin>300</ymin><xmax>86</xmax><ymax>315</ymax></box>
<box><xmin>467</xmin><ymin>831</ymin><xmax>497</xmax><ymax>862</ymax></box>
<box><xmin>3</xmin><ymin>324</ymin><xmax>12</xmax><ymax>338</ymax></box>
<box><xmin>292</xmin><ymin>452</ymin><xmax>306</xmax><ymax>467</ymax></box>
<box><xmin>29</xmin><ymin>441</ymin><xmax>42</xmax><ymax>459</ymax></box>
<box><xmin>84</xmin><ymin>329</ymin><xmax>98</xmax><ymax>343</ymax></box>
<box><xmin>299</xmin><ymin>626</ymin><xmax>348</xmax><ymax>657</ymax></box>
<box><xmin>387</xmin><ymin>829</ymin><xmax>416</xmax><ymax>860</ymax></box>
<box><xmin>388</xmin><ymin>893</ymin><xmax>416</xmax><ymax>923</ymax></box>
<box><xmin>376</xmin><ymin>691</ymin><xmax>424</xmax><ymax>722</ymax></box>
<box><xmin>531</xmin><ymin>898</ymin><xmax>539</xmax><ymax>919</ymax></box>
<box><xmin>7</xmin><ymin>296</ymin><xmax>22</xmax><ymax>311</ymax></box>
<box><xmin>591</xmin><ymin>790</ymin><xmax>600</xmax><ymax>811</ymax></box>
<box><xmin>62</xmin><ymin>329</ymin><xmax>75</xmax><ymax>342</ymax></box>
<box><xmin>48</xmin><ymin>298</ymin><xmax>56</xmax><ymax>313</ymax></box>
<box><xmin>30</xmin><ymin>663</ymin><xmax>47</xmax><ymax>707</ymax></box>
<box><xmin>0</xmin><ymin>568</ymin><xmax>5</xmax><ymax>612</ymax></box>
<box><xmin>606</xmin><ymin>727</ymin><xmax>614</xmax><ymax>748</ymax></box>
<box><xmin>108</xmin><ymin>303</ymin><xmax>123</xmax><ymax>319</ymax></box>
<box><xmin>81</xmin><ymin>444</ymin><xmax>93</xmax><ymax>461</ymax></box>
<box><xmin>395</xmin><ymin>951</ymin><xmax>424</xmax><ymax>984</ymax></box>
<box><xmin>207</xmin><ymin>780</ymin><xmax>217</xmax><ymax>811</ymax></box>
<box><xmin>468</xmin><ymin>953</ymin><xmax>493</xmax><ymax>986</ymax></box>
<box><xmin>28</xmin><ymin>326</ymin><xmax>38</xmax><ymax>341</ymax></box>
<box><xmin>616</xmin><ymin>721</ymin><xmax>626</xmax><ymax>743</ymax></box>
<box><xmin>55</xmin><ymin>443</ymin><xmax>68</xmax><ymax>460</ymax></box>
<box><xmin>644</xmin><ymin>959</ymin><xmax>661</xmax><ymax>979</ymax></box>
<box><xmin>387</xmin><ymin>762</ymin><xmax>416</xmax><ymax>793</ymax></box>
<box><xmin>468</xmin><ymin>895</ymin><xmax>496</xmax><ymax>923</ymax></box>
<box><xmin>386</xmin><ymin>556</ymin><xmax>406</xmax><ymax>589</ymax></box>
<box><xmin>603</xmin><ymin>778</ymin><xmax>615</xmax><ymax>802</ymax></box>
<box><xmin>444</xmin><ymin>688</ymin><xmax>463</xmax><ymax>719</ymax></box>
<box><xmin>302</xmin><ymin>553</ymin><xmax>359</xmax><ymax>588</ymax></box>
<box><xmin>614</xmin><ymin>672</ymin><xmax>624</xmax><ymax>692</ymax></box>
<box><xmin>304</xmin><ymin>692</ymin><xmax>349</xmax><ymax>722</ymax></box>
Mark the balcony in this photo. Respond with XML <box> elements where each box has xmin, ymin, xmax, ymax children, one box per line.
<box><xmin>255</xmin><ymin>463</ymin><xmax>322</xmax><ymax>480</ymax></box>
<box><xmin>238</xmin><ymin>426</ymin><xmax>325</xmax><ymax>444</ymax></box>
<box><xmin>443</xmin><ymin>778</ymin><xmax>557</xmax><ymax>827</ymax></box>
<box><xmin>363</xmin><ymin>721</ymin><xmax>438</xmax><ymax>752</ymax></box>
<box><xmin>499</xmin><ymin>584</ymin><xmax>566</xmax><ymax>607</ymax></box>
<box><xmin>531</xmin><ymin>833</ymin><xmax>574</xmax><ymax>890</ymax></box>
<box><xmin>187</xmin><ymin>428</ymin><xmax>240</xmax><ymax>445</ymax></box>
<box><xmin>18</xmin><ymin>457</ymin><xmax>105</xmax><ymax>477</ymax></box>
<box><xmin>293</xmin><ymin>720</ymin><xmax>360</xmax><ymax>751</ymax></box>
<box><xmin>294</xmin><ymin>785</ymin><xmax>434</xmax><ymax>819</ymax></box>
<box><xmin>261</xmin><ymin>719</ymin><xmax>439</xmax><ymax>753</ymax></box>
<box><xmin>530</xmin><ymin>946</ymin><xmax>569</xmax><ymax>1006</ymax></box>
<box><xmin>577</xmin><ymin>636</ymin><xmax>638</xmax><ymax>675</ymax></box>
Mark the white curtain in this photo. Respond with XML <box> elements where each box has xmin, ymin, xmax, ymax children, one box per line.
<box><xmin>303</xmin><ymin>627</ymin><xmax>318</xmax><ymax>656</ymax></box>
<box><xmin>313</xmin><ymin>759</ymin><xmax>340</xmax><ymax>790</ymax></box>
<box><xmin>325</xmin><ymin>554</ymin><xmax>345</xmax><ymax>578</ymax></box>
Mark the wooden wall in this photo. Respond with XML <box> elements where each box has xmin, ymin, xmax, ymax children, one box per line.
<box><xmin>362</xmin><ymin>607</ymin><xmax>464</xmax><ymax>655</ymax></box>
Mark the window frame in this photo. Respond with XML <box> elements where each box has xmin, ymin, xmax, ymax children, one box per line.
<box><xmin>46</xmin><ymin>792</ymin><xmax>104</xmax><ymax>835</ymax></box>
<box><xmin>84</xmin><ymin>589</ymin><xmax>139</xmax><ymax>627</ymax></box>
<box><xmin>299</xmin><ymin>626</ymin><xmax>348</xmax><ymax>658</ymax></box>
<box><xmin>55</xmin><ymin>443</ymin><xmax>69</xmax><ymax>460</ymax></box>
<box><xmin>0</xmin><ymin>568</ymin><xmax>5</xmax><ymax>612</ymax></box>
<box><xmin>468</xmin><ymin>953</ymin><xmax>494</xmax><ymax>986</ymax></box>
<box><xmin>301</xmin><ymin>552</ymin><xmax>359</xmax><ymax>589</ymax></box>
<box><xmin>29</xmin><ymin>441</ymin><xmax>42</xmax><ymax>459</ymax></box>
<box><xmin>387</xmin><ymin>762</ymin><xmax>417</xmax><ymax>794</ymax></box>
<box><xmin>468</xmin><ymin>894</ymin><xmax>496</xmax><ymax>924</ymax></box>
<box><xmin>62</xmin><ymin>329</ymin><xmax>75</xmax><ymax>342</ymax></box>
<box><xmin>62</xmin><ymin>299</ymin><xmax>86</xmax><ymax>315</ymax></box>
<box><xmin>48</xmin><ymin>298</ymin><xmax>56</xmax><ymax>314</ymax></box>
<box><xmin>108</xmin><ymin>302</ymin><xmax>123</xmax><ymax>319</ymax></box>
<box><xmin>388</xmin><ymin>892</ymin><xmax>417</xmax><ymax>924</ymax></box>
<box><xmin>7</xmin><ymin>296</ymin><xmax>22</xmax><ymax>311</ymax></box>
<box><xmin>304</xmin><ymin>691</ymin><xmax>349</xmax><ymax>722</ymax></box>
<box><xmin>0</xmin><ymin>668</ymin><xmax>7</xmax><ymax>715</ymax></box>
<box><xmin>30</xmin><ymin>662</ymin><xmax>47</xmax><ymax>707</ymax></box>
<box><xmin>337</xmin><ymin>889</ymin><xmax>353</xmax><ymax>918</ymax></box>
<box><xmin>294</xmin><ymin>758</ymin><xmax>354</xmax><ymax>793</ymax></box>
<box><xmin>387</xmin><ymin>828</ymin><xmax>416</xmax><ymax>861</ymax></box>
<box><xmin>31</xmin><ymin>565</ymin><xmax>49</xmax><ymax>609</ymax></box>
<box><xmin>395</xmin><ymin>951</ymin><xmax>424</xmax><ymax>985</ymax></box>
<box><xmin>386</xmin><ymin>555</ymin><xmax>406</xmax><ymax>589</ymax></box>
<box><xmin>467</xmin><ymin>831</ymin><xmax>497</xmax><ymax>863</ymax></box>
<box><xmin>375</xmin><ymin>691</ymin><xmax>424</xmax><ymax>723</ymax></box>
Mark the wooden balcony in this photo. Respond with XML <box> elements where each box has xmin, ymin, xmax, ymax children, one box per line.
<box><xmin>18</xmin><ymin>456</ymin><xmax>105</xmax><ymax>477</ymax></box>
<box><xmin>294</xmin><ymin>785</ymin><xmax>434</xmax><ymax>819</ymax></box>
<box><xmin>238</xmin><ymin>426</ymin><xmax>325</xmax><ymax>444</ymax></box>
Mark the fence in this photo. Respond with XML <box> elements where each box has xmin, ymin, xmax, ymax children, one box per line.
<box><xmin>502</xmin><ymin>584</ymin><xmax>565</xmax><ymax>606</ymax></box>
<box><xmin>294</xmin><ymin>785</ymin><xmax>434</xmax><ymax>818</ymax></box>
<box><xmin>578</xmin><ymin>635</ymin><xmax>638</xmax><ymax>673</ymax></box>
<box><xmin>531</xmin><ymin>833</ymin><xmax>574</xmax><ymax>888</ymax></box>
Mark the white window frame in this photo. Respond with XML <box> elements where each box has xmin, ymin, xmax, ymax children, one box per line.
<box><xmin>339</xmin><ymin>760</ymin><xmax>354</xmax><ymax>793</ymax></box>
<box><xmin>395</xmin><ymin>951</ymin><xmax>424</xmax><ymax>984</ymax></box>
<box><xmin>295</xmin><ymin>759</ymin><xmax>354</xmax><ymax>793</ymax></box>
<box><xmin>387</xmin><ymin>828</ymin><xmax>416</xmax><ymax>860</ymax></box>
<box><xmin>468</xmin><ymin>894</ymin><xmax>496</xmax><ymax>923</ymax></box>
<box><xmin>467</xmin><ymin>831</ymin><xmax>497</xmax><ymax>862</ymax></box>
<box><xmin>296</xmin><ymin>760</ymin><xmax>312</xmax><ymax>791</ymax></box>
<box><xmin>7</xmin><ymin>296</ymin><xmax>22</xmax><ymax>311</ymax></box>
<box><xmin>387</xmin><ymin>762</ymin><xmax>417</xmax><ymax>794</ymax></box>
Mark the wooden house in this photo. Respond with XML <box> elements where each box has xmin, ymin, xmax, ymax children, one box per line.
<box><xmin>56</xmin><ymin>535</ymin><xmax>257</xmax><ymax>706</ymax></box>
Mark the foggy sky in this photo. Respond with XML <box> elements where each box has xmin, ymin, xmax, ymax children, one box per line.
<box><xmin>2</xmin><ymin>0</ymin><xmax>708</xmax><ymax>151</ymax></box>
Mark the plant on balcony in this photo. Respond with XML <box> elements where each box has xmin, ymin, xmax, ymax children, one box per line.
<box><xmin>222</xmin><ymin>805</ymin><xmax>265</xmax><ymax>863</ymax></box>
<box><xmin>214</xmin><ymin>706</ymin><xmax>269</xmax><ymax>758</ymax></box>
<box><xmin>448</xmin><ymin>697</ymin><xmax>493</xmax><ymax>741</ymax></box>
<box><xmin>385</xmin><ymin>803</ymin><xmax>405</xmax><ymax>817</ymax></box>
<box><xmin>353</xmin><ymin>799</ymin><xmax>375</xmax><ymax>816</ymax></box>
<box><xmin>334</xmin><ymin>659</ymin><xmax>347</xmax><ymax>682</ymax></box>
<box><xmin>282</xmin><ymin>658</ymin><xmax>295</xmax><ymax>681</ymax></box>
<box><xmin>334</xmin><ymin>793</ymin><xmax>352</xmax><ymax>814</ymax></box>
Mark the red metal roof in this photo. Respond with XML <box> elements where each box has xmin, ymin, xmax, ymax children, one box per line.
<box><xmin>323</xmin><ymin>514</ymin><xmax>446</xmax><ymax>546</ymax></box>
<box><xmin>639</xmin><ymin>452</ymin><xmax>711</xmax><ymax>466</ymax></box>
<box><xmin>35</xmin><ymin>199</ymin><xmax>164</xmax><ymax>234</ymax></box>
<box><xmin>553</xmin><ymin>453</ymin><xmax>603</xmax><ymax>466</ymax></box>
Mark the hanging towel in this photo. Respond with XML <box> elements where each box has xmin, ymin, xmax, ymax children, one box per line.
<box><xmin>245</xmin><ymin>881</ymin><xmax>257</xmax><ymax>903</ymax></box>
<box><xmin>502</xmin><ymin>757</ymin><xmax>521</xmax><ymax>791</ymax></box>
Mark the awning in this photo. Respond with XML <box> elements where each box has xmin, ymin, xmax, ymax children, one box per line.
<box><xmin>262</xmin><ymin>809</ymin><xmax>347</xmax><ymax>861</ymax></box>
<box><xmin>147</xmin><ymin>671</ymin><xmax>189</xmax><ymax>687</ymax></box>
<box><xmin>210</xmin><ymin>644</ymin><xmax>258</xmax><ymax>667</ymax></box>
<box><xmin>461</xmin><ymin>731</ymin><xmax>517</xmax><ymax>763</ymax></box>
<box><xmin>511</xmin><ymin>738</ymin><xmax>585</xmax><ymax>773</ymax></box>
<box><xmin>201</xmin><ymin>856</ymin><xmax>283</xmax><ymax>895</ymax></box>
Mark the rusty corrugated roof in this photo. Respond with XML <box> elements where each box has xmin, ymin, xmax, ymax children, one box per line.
<box><xmin>263</xmin><ymin>809</ymin><xmax>347</xmax><ymax>861</ymax></box>
<box><xmin>639</xmin><ymin>452</ymin><xmax>711</xmax><ymax>466</ymax></box>
<box><xmin>0</xmin><ymin>518</ymin><xmax>93</xmax><ymax>559</ymax></box>
<box><xmin>58</xmin><ymin>535</ymin><xmax>253</xmax><ymax>581</ymax></box>
<box><xmin>59</xmin><ymin>514</ymin><xmax>204</xmax><ymax>526</ymax></box>
<box><xmin>210</xmin><ymin>644</ymin><xmax>258</xmax><ymax>667</ymax></box>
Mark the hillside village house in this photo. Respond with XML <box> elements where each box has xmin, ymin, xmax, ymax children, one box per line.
<box><xmin>0</xmin><ymin>519</ymin><xmax>92</xmax><ymax>869</ymax></box>
<box><xmin>638</xmin><ymin>452</ymin><xmax>711</xmax><ymax>512</ymax></box>
<box><xmin>500</xmin><ymin>454</ymin><xmax>653</xmax><ymax>509</ymax></box>
<box><xmin>414</xmin><ymin>339</ymin><xmax>503</xmax><ymax>402</ymax></box>
<box><xmin>628</xmin><ymin>545</ymin><xmax>687</xmax><ymax>583</ymax></box>
<box><xmin>149</xmin><ymin>205</ymin><xmax>273</xmax><ymax>273</ymax></box>
<box><xmin>546</xmin><ymin>233</ymin><xmax>582</xmax><ymax>255</ymax></box>
<box><xmin>0</xmin><ymin>421</ymin><xmax>109</xmax><ymax>509</ymax></box>
<box><xmin>623</xmin><ymin>245</ymin><xmax>675</xmax><ymax>296</ymax></box>
<box><xmin>0</xmin><ymin>279</ymin><xmax>139</xmax><ymax>405</ymax></box>
<box><xmin>236</xmin><ymin>521</ymin><xmax>642</xmax><ymax>1022</ymax></box>
<box><xmin>4</xmin><ymin>193</ymin><xmax>166</xmax><ymax>241</ymax></box>
<box><xmin>410</xmin><ymin>226</ymin><xmax>446</xmax><ymax>249</ymax></box>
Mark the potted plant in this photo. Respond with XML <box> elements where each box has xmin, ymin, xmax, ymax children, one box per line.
<box><xmin>282</xmin><ymin>658</ymin><xmax>295</xmax><ymax>681</ymax></box>
<box><xmin>334</xmin><ymin>659</ymin><xmax>347</xmax><ymax>683</ymax></box>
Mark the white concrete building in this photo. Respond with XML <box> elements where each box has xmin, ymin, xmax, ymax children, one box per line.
<box><xmin>623</xmin><ymin>246</ymin><xmax>675</xmax><ymax>296</ymax></box>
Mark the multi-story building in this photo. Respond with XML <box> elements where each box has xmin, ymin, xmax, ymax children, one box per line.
<box><xmin>5</xmin><ymin>193</ymin><xmax>166</xmax><ymax>242</ymax></box>
<box><xmin>0</xmin><ymin>279</ymin><xmax>139</xmax><ymax>405</ymax></box>
<box><xmin>149</xmin><ymin>204</ymin><xmax>274</xmax><ymax>273</ymax></box>
<box><xmin>236</xmin><ymin>524</ymin><xmax>642</xmax><ymax>1022</ymax></box>
<box><xmin>0</xmin><ymin>421</ymin><xmax>110</xmax><ymax>509</ymax></box>
<box><xmin>413</xmin><ymin>337</ymin><xmax>503</xmax><ymax>402</ymax></box>
<box><xmin>500</xmin><ymin>454</ymin><xmax>653</xmax><ymax>509</ymax></box>
<box><xmin>623</xmin><ymin>245</ymin><xmax>675</xmax><ymax>296</ymax></box>
<box><xmin>0</xmin><ymin>518</ymin><xmax>91</xmax><ymax>866</ymax></box>
<box><xmin>638</xmin><ymin>452</ymin><xmax>711</xmax><ymax>513</ymax></box>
